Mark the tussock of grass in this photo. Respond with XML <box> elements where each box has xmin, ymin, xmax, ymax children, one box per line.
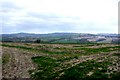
<box><xmin>2</xmin><ymin>53</ymin><xmax>10</xmax><ymax>64</ymax></box>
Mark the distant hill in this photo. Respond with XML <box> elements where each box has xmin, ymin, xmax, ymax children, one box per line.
<box><xmin>0</xmin><ymin>33</ymin><xmax>119</xmax><ymax>44</ymax></box>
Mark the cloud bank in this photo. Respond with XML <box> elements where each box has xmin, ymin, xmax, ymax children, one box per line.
<box><xmin>0</xmin><ymin>0</ymin><xmax>119</xmax><ymax>34</ymax></box>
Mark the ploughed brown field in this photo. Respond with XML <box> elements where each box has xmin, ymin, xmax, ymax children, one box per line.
<box><xmin>1</xmin><ymin>42</ymin><xmax>120</xmax><ymax>80</ymax></box>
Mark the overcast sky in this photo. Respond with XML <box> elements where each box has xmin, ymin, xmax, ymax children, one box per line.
<box><xmin>0</xmin><ymin>0</ymin><xmax>119</xmax><ymax>34</ymax></box>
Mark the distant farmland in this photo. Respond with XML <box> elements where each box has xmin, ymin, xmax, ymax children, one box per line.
<box><xmin>1</xmin><ymin>42</ymin><xmax>120</xmax><ymax>80</ymax></box>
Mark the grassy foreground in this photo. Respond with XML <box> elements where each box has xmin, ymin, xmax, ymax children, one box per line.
<box><xmin>1</xmin><ymin>42</ymin><xmax>120</xmax><ymax>80</ymax></box>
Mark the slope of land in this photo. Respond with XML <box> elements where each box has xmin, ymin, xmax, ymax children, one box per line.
<box><xmin>1</xmin><ymin>42</ymin><xmax>120</xmax><ymax>79</ymax></box>
<box><xmin>1</xmin><ymin>33</ymin><xmax>120</xmax><ymax>44</ymax></box>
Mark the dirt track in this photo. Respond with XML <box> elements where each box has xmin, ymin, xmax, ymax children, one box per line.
<box><xmin>2</xmin><ymin>47</ymin><xmax>39</xmax><ymax>78</ymax></box>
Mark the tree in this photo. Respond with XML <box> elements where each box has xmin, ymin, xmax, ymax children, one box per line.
<box><xmin>35</xmin><ymin>39</ymin><xmax>41</xmax><ymax>43</ymax></box>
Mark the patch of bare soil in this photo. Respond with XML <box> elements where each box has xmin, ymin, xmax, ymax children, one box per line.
<box><xmin>2</xmin><ymin>47</ymin><xmax>46</xmax><ymax>78</ymax></box>
<box><xmin>85</xmin><ymin>44</ymin><xmax>118</xmax><ymax>48</ymax></box>
<box><xmin>63</xmin><ymin>51</ymin><xmax>117</xmax><ymax>67</ymax></box>
<box><xmin>55</xmin><ymin>51</ymin><xmax>119</xmax><ymax>73</ymax></box>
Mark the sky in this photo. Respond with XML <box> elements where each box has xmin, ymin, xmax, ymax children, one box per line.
<box><xmin>0</xmin><ymin>0</ymin><xmax>119</xmax><ymax>34</ymax></box>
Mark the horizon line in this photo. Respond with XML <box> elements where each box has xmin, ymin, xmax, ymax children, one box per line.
<box><xmin>1</xmin><ymin>32</ymin><xmax>119</xmax><ymax>35</ymax></box>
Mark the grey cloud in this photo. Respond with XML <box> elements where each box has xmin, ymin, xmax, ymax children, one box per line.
<box><xmin>1</xmin><ymin>2</ymin><xmax>116</xmax><ymax>34</ymax></box>
<box><xmin>2</xmin><ymin>18</ymin><xmax>76</xmax><ymax>34</ymax></box>
<box><xmin>0</xmin><ymin>2</ymin><xmax>21</xmax><ymax>12</ymax></box>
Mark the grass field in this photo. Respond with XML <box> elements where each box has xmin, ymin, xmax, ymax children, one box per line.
<box><xmin>1</xmin><ymin>42</ymin><xmax>120</xmax><ymax>80</ymax></box>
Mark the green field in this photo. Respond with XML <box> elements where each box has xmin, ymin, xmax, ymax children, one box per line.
<box><xmin>1</xmin><ymin>42</ymin><xmax>120</xmax><ymax>80</ymax></box>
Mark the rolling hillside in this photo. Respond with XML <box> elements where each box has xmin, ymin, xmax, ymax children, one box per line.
<box><xmin>1</xmin><ymin>33</ymin><xmax>119</xmax><ymax>44</ymax></box>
